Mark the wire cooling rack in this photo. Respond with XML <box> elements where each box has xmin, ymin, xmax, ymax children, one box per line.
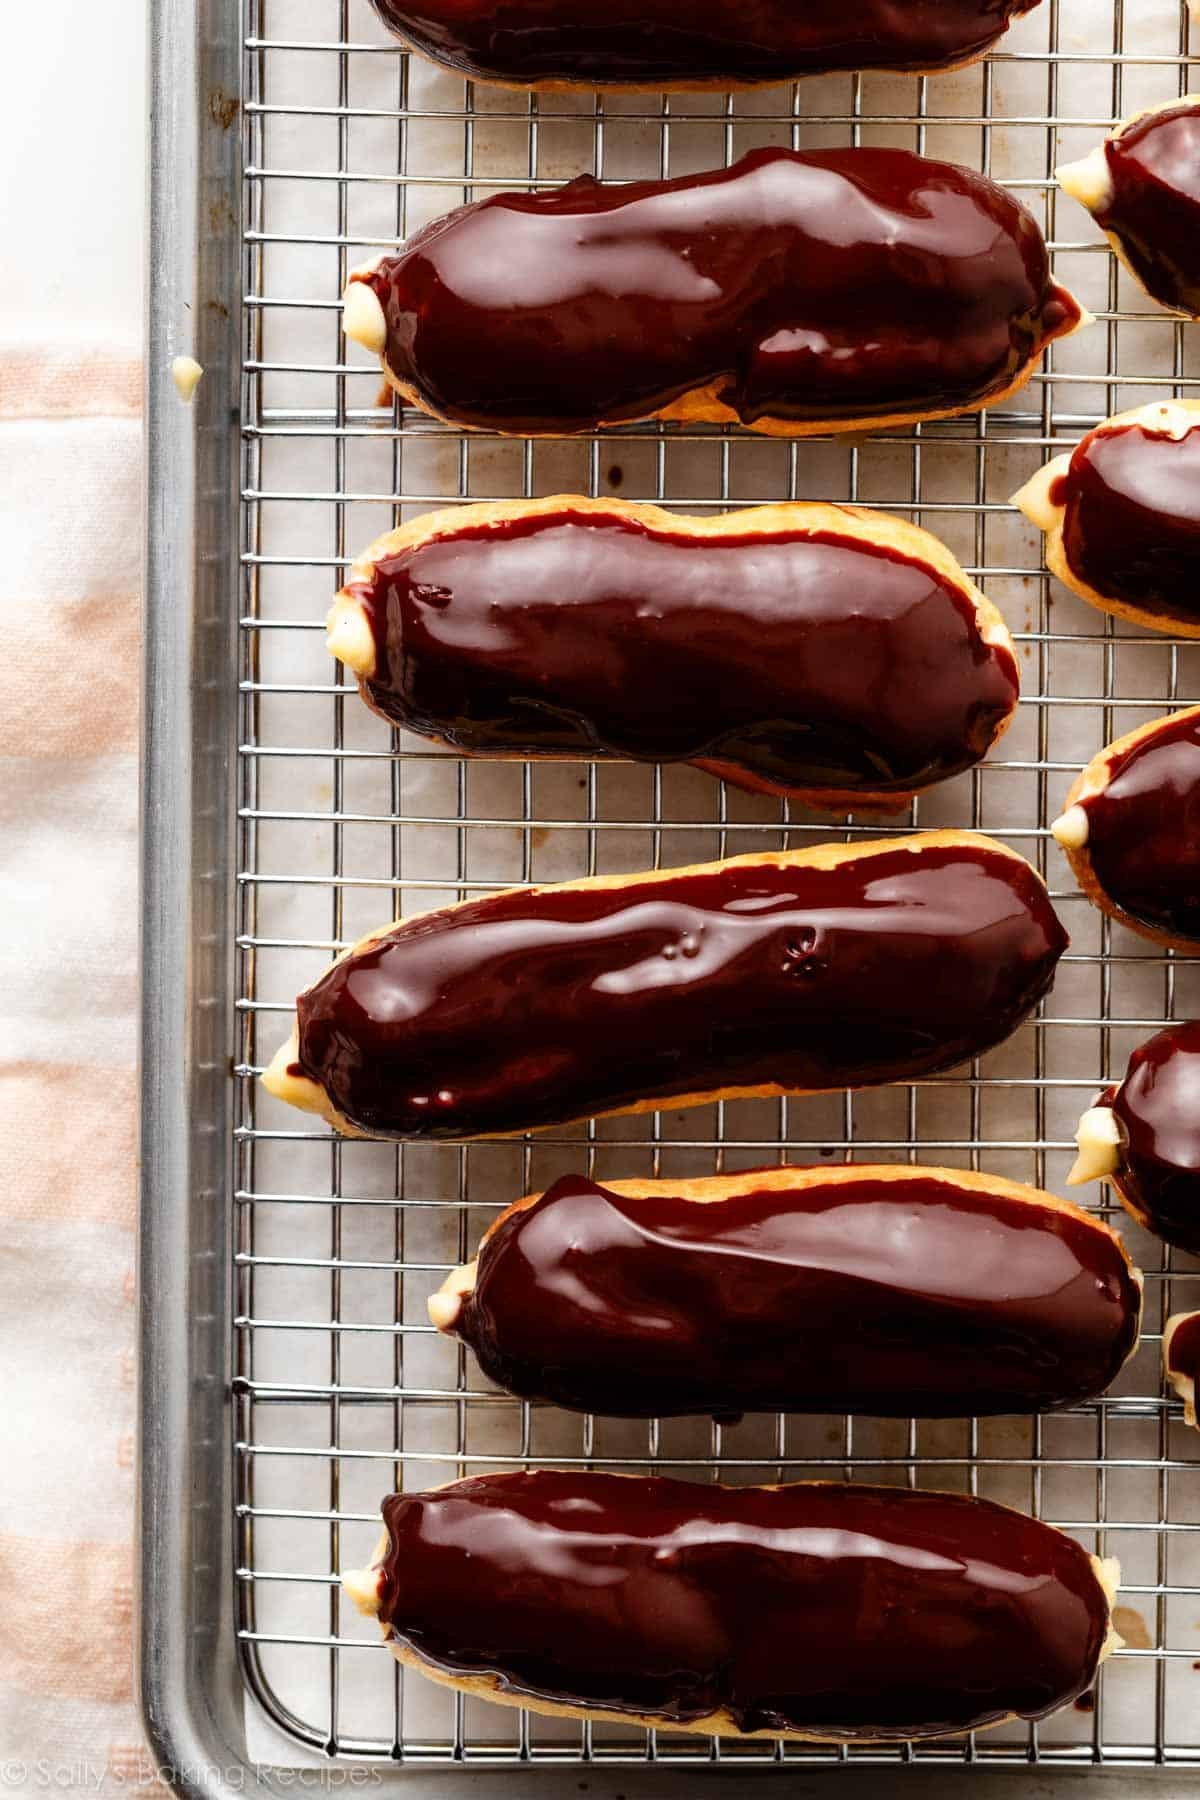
<box><xmin>234</xmin><ymin>0</ymin><xmax>1200</xmax><ymax>1771</ymax></box>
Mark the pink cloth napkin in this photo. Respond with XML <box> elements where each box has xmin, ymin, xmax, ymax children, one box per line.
<box><xmin>0</xmin><ymin>341</ymin><xmax>156</xmax><ymax>1785</ymax></box>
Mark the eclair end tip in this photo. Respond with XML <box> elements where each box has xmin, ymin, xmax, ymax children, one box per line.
<box><xmin>1068</xmin><ymin>1106</ymin><xmax>1123</xmax><ymax>1187</ymax></box>
<box><xmin>427</xmin><ymin>1290</ymin><xmax>463</xmax><ymax>1331</ymax></box>
<box><xmin>261</xmin><ymin>1031</ymin><xmax>334</xmax><ymax>1122</ymax></box>
<box><xmin>1051</xmin><ymin>805</ymin><xmax>1090</xmax><ymax>852</ymax></box>
<box><xmin>428</xmin><ymin>1261</ymin><xmax>479</xmax><ymax>1333</ymax></box>
<box><xmin>327</xmin><ymin>596</ymin><xmax>377</xmax><ymax>678</ymax></box>
<box><xmin>342</xmin><ymin>278</ymin><xmax>388</xmax><ymax>355</ymax></box>
<box><xmin>341</xmin><ymin>1565</ymin><xmax>384</xmax><ymax>1617</ymax></box>
<box><xmin>1056</xmin><ymin>146</ymin><xmax>1114</xmax><ymax>214</ymax></box>
<box><xmin>260</xmin><ymin>1032</ymin><xmax>298</xmax><ymax>1101</ymax></box>
<box><xmin>1011</xmin><ymin>455</ymin><xmax>1071</xmax><ymax>532</ymax></box>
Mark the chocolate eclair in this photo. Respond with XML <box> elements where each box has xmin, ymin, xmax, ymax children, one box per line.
<box><xmin>343</xmin><ymin>1471</ymin><xmax>1120</xmax><ymax>1741</ymax></box>
<box><xmin>1052</xmin><ymin>708</ymin><xmax>1200</xmax><ymax>952</ymax></box>
<box><xmin>363</xmin><ymin>0</ymin><xmax>1043</xmax><ymax>90</ymax></box>
<box><xmin>1058</xmin><ymin>95</ymin><xmax>1200</xmax><ymax>318</ymax></box>
<box><xmin>1014</xmin><ymin>401</ymin><xmax>1200</xmax><ymax>638</ymax></box>
<box><xmin>343</xmin><ymin>146</ymin><xmax>1082</xmax><ymax>438</ymax></box>
<box><xmin>263</xmin><ymin>832</ymin><xmax>1067</xmax><ymax>1141</ymax></box>
<box><xmin>1164</xmin><ymin>1310</ymin><xmax>1200</xmax><ymax>1428</ymax></box>
<box><xmin>1070</xmin><ymin>1022</ymin><xmax>1200</xmax><ymax>1255</ymax></box>
<box><xmin>430</xmin><ymin>1164</ymin><xmax>1141</xmax><ymax>1419</ymax></box>
<box><xmin>330</xmin><ymin>496</ymin><xmax>1019</xmax><ymax>809</ymax></box>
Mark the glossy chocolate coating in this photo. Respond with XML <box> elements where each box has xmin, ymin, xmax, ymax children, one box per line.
<box><xmin>292</xmin><ymin>840</ymin><xmax>1067</xmax><ymax>1139</ymax></box>
<box><xmin>1106</xmin><ymin>1022</ymin><xmax>1200</xmax><ymax>1253</ymax></box>
<box><xmin>1166</xmin><ymin>1310</ymin><xmax>1200</xmax><ymax>1383</ymax></box>
<box><xmin>1080</xmin><ymin>712</ymin><xmax>1200</xmax><ymax>946</ymax></box>
<box><xmin>1058</xmin><ymin>421</ymin><xmax>1200</xmax><ymax>627</ymax></box>
<box><xmin>366</xmin><ymin>0</ymin><xmax>1041</xmax><ymax>87</ymax></box>
<box><xmin>456</xmin><ymin>1172</ymin><xmax>1138</xmax><ymax>1418</ymax></box>
<box><xmin>375</xmin><ymin>1471</ymin><xmax>1108</xmax><ymax>1737</ymax></box>
<box><xmin>359</xmin><ymin>146</ymin><xmax>1078</xmax><ymax>434</ymax></box>
<box><xmin>354</xmin><ymin>509</ymin><xmax>1018</xmax><ymax>798</ymax></box>
<box><xmin>1098</xmin><ymin>105</ymin><xmax>1200</xmax><ymax>316</ymax></box>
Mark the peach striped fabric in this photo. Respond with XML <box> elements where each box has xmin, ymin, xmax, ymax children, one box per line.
<box><xmin>0</xmin><ymin>340</ymin><xmax>148</xmax><ymax>1782</ymax></box>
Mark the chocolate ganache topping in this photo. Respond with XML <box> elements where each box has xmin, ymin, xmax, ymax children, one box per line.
<box><xmin>365</xmin><ymin>0</ymin><xmax>1042</xmax><ymax>88</ymax></box>
<box><xmin>1056</xmin><ymin>416</ymin><xmax>1200</xmax><ymax>627</ymax></box>
<box><xmin>372</xmin><ymin>1471</ymin><xmax>1111</xmax><ymax>1738</ymax></box>
<box><xmin>450</xmin><ymin>1170</ymin><xmax>1139</xmax><ymax>1418</ymax></box>
<box><xmin>1104</xmin><ymin>1022</ymin><xmax>1200</xmax><ymax>1253</ymax></box>
<box><xmin>348</xmin><ymin>506</ymin><xmax>1018</xmax><ymax>798</ymax></box>
<box><xmin>1093</xmin><ymin>102</ymin><xmax>1200</xmax><ymax>316</ymax></box>
<box><xmin>1076</xmin><ymin>712</ymin><xmax>1200</xmax><ymax>947</ymax></box>
<box><xmin>288</xmin><ymin>837</ymin><xmax>1067</xmax><ymax>1139</ymax></box>
<box><xmin>352</xmin><ymin>146</ymin><xmax>1079</xmax><ymax>434</ymax></box>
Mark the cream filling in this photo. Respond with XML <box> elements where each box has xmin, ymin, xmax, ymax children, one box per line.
<box><xmin>326</xmin><ymin>594</ymin><xmax>377</xmax><ymax>678</ymax></box>
<box><xmin>1068</xmin><ymin>1105</ymin><xmax>1124</xmax><ymax>1187</ymax></box>
<box><xmin>428</xmin><ymin>1260</ymin><xmax>479</xmax><ymax>1331</ymax></box>
<box><xmin>1051</xmin><ymin>804</ymin><xmax>1090</xmax><ymax>851</ymax></box>
<box><xmin>341</xmin><ymin>1531</ymin><xmax>391</xmax><ymax>1617</ymax></box>
<box><xmin>342</xmin><ymin>279</ymin><xmax>388</xmax><ymax>355</ymax></box>
<box><xmin>261</xmin><ymin>1029</ymin><xmax>328</xmax><ymax>1117</ymax></box>
<box><xmin>1057</xmin><ymin>145</ymin><xmax>1115</xmax><ymax>217</ymax></box>
<box><xmin>170</xmin><ymin>355</ymin><xmax>204</xmax><ymax>402</ymax></box>
<box><xmin>1011</xmin><ymin>453</ymin><xmax>1072</xmax><ymax>534</ymax></box>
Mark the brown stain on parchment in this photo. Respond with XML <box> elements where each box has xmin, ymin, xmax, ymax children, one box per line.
<box><xmin>1113</xmin><ymin>1605</ymin><xmax>1153</xmax><ymax>1649</ymax></box>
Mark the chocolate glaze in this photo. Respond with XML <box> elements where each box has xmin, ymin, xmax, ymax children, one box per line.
<box><xmin>1079</xmin><ymin>712</ymin><xmax>1200</xmax><ymax>945</ymax></box>
<box><xmin>366</xmin><ymin>0</ymin><xmax>1041</xmax><ymax>87</ymax></box>
<box><xmin>353</xmin><ymin>509</ymin><xmax>1018</xmax><ymax>798</ymax></box>
<box><xmin>1098</xmin><ymin>104</ymin><xmax>1200</xmax><ymax>316</ymax></box>
<box><xmin>1059</xmin><ymin>421</ymin><xmax>1200</xmax><ymax>627</ymax></box>
<box><xmin>456</xmin><ymin>1171</ymin><xmax>1139</xmax><ymax>1418</ymax></box>
<box><xmin>1105</xmin><ymin>1022</ymin><xmax>1200</xmax><ymax>1253</ymax></box>
<box><xmin>1166</xmin><ymin>1310</ymin><xmax>1200</xmax><ymax>1382</ymax></box>
<box><xmin>358</xmin><ymin>146</ymin><xmax>1078</xmax><ymax>434</ymax></box>
<box><xmin>375</xmin><ymin>1471</ymin><xmax>1109</xmax><ymax>1737</ymax></box>
<box><xmin>292</xmin><ymin>839</ymin><xmax>1067</xmax><ymax>1139</ymax></box>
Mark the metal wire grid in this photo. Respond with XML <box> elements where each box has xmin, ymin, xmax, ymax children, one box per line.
<box><xmin>233</xmin><ymin>0</ymin><xmax>1200</xmax><ymax>1771</ymax></box>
